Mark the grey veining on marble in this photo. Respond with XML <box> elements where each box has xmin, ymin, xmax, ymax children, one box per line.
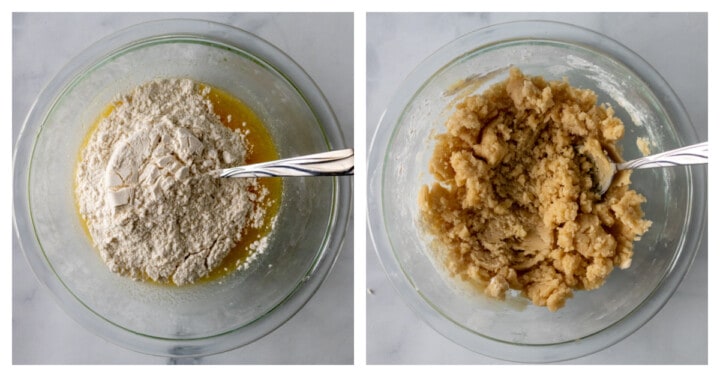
<box><xmin>366</xmin><ymin>12</ymin><xmax>707</xmax><ymax>365</ymax></box>
<box><xmin>12</xmin><ymin>12</ymin><xmax>353</xmax><ymax>365</ymax></box>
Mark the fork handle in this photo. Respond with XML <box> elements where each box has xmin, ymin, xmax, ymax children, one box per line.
<box><xmin>217</xmin><ymin>149</ymin><xmax>354</xmax><ymax>178</ymax></box>
<box><xmin>617</xmin><ymin>141</ymin><xmax>708</xmax><ymax>170</ymax></box>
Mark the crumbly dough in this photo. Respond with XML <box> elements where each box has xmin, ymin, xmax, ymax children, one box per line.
<box><xmin>636</xmin><ymin>137</ymin><xmax>651</xmax><ymax>156</ymax></box>
<box><xmin>419</xmin><ymin>68</ymin><xmax>652</xmax><ymax>311</ymax></box>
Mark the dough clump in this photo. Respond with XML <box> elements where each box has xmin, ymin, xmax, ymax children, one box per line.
<box><xmin>419</xmin><ymin>68</ymin><xmax>651</xmax><ymax>311</ymax></box>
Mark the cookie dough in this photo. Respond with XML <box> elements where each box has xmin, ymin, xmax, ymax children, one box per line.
<box><xmin>419</xmin><ymin>68</ymin><xmax>651</xmax><ymax>311</ymax></box>
<box><xmin>636</xmin><ymin>137</ymin><xmax>651</xmax><ymax>156</ymax></box>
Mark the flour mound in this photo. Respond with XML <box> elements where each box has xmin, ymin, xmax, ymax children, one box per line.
<box><xmin>76</xmin><ymin>78</ymin><xmax>266</xmax><ymax>285</ymax></box>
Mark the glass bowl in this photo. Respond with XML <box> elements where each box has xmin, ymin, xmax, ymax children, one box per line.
<box><xmin>13</xmin><ymin>19</ymin><xmax>351</xmax><ymax>357</ymax></box>
<box><xmin>367</xmin><ymin>20</ymin><xmax>705</xmax><ymax>362</ymax></box>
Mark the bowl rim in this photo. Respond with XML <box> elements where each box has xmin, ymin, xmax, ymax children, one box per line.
<box><xmin>13</xmin><ymin>18</ymin><xmax>352</xmax><ymax>357</ymax></box>
<box><xmin>367</xmin><ymin>19</ymin><xmax>706</xmax><ymax>363</ymax></box>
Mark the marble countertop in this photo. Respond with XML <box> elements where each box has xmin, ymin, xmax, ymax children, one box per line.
<box><xmin>12</xmin><ymin>13</ymin><xmax>353</xmax><ymax>364</ymax></box>
<box><xmin>366</xmin><ymin>13</ymin><xmax>707</xmax><ymax>364</ymax></box>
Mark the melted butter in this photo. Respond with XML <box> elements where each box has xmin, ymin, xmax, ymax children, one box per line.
<box><xmin>197</xmin><ymin>85</ymin><xmax>282</xmax><ymax>283</ymax></box>
<box><xmin>75</xmin><ymin>83</ymin><xmax>282</xmax><ymax>286</ymax></box>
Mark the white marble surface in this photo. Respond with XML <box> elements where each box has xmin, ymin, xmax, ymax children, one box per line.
<box><xmin>366</xmin><ymin>13</ymin><xmax>707</xmax><ymax>364</ymax></box>
<box><xmin>12</xmin><ymin>13</ymin><xmax>353</xmax><ymax>364</ymax></box>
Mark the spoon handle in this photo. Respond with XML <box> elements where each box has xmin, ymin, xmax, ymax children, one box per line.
<box><xmin>216</xmin><ymin>149</ymin><xmax>354</xmax><ymax>178</ymax></box>
<box><xmin>617</xmin><ymin>141</ymin><xmax>708</xmax><ymax>171</ymax></box>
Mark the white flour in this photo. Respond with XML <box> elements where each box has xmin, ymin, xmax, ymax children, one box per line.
<box><xmin>76</xmin><ymin>78</ymin><xmax>268</xmax><ymax>285</ymax></box>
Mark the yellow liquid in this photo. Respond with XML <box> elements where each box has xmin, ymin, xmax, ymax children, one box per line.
<box><xmin>198</xmin><ymin>85</ymin><xmax>282</xmax><ymax>283</ymax></box>
<box><xmin>76</xmin><ymin>83</ymin><xmax>282</xmax><ymax>285</ymax></box>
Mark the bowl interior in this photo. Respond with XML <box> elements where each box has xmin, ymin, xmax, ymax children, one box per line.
<box><xmin>28</xmin><ymin>36</ymin><xmax>335</xmax><ymax>340</ymax></box>
<box><xmin>380</xmin><ymin>39</ymin><xmax>692</xmax><ymax>346</ymax></box>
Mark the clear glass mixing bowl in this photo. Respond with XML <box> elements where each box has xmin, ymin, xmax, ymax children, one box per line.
<box><xmin>13</xmin><ymin>19</ymin><xmax>351</xmax><ymax>357</ymax></box>
<box><xmin>367</xmin><ymin>20</ymin><xmax>705</xmax><ymax>362</ymax></box>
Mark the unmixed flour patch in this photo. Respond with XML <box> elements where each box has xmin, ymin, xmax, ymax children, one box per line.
<box><xmin>76</xmin><ymin>78</ymin><xmax>268</xmax><ymax>285</ymax></box>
